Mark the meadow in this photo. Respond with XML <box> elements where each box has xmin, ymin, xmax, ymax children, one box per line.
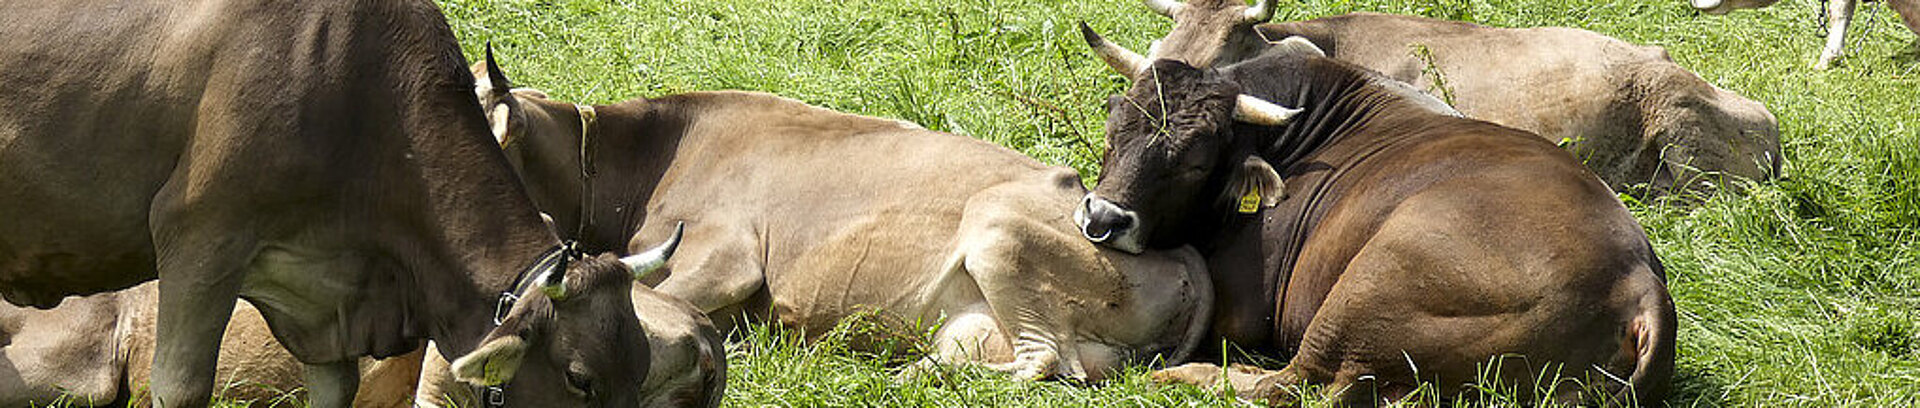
<box><xmin>425</xmin><ymin>0</ymin><xmax>1920</xmax><ymax>406</ymax></box>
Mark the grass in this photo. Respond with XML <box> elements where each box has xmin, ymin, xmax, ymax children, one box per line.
<box><xmin>437</xmin><ymin>0</ymin><xmax>1920</xmax><ymax>406</ymax></box>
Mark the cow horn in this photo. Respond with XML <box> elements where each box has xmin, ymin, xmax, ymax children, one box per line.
<box><xmin>484</xmin><ymin>42</ymin><xmax>513</xmax><ymax>92</ymax></box>
<box><xmin>1144</xmin><ymin>0</ymin><xmax>1185</xmax><ymax>16</ymax></box>
<box><xmin>1234</xmin><ymin>95</ymin><xmax>1301</xmax><ymax>126</ymax></box>
<box><xmin>1080</xmin><ymin>23</ymin><xmax>1150</xmax><ymax>76</ymax></box>
<box><xmin>621</xmin><ymin>222</ymin><xmax>684</xmax><ymax>280</ymax></box>
<box><xmin>1243</xmin><ymin>0</ymin><xmax>1276</xmax><ymax>23</ymax></box>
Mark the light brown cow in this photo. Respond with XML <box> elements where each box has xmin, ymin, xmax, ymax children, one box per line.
<box><xmin>468</xmin><ymin>51</ymin><xmax>1213</xmax><ymax>381</ymax></box>
<box><xmin>0</xmin><ymin>282</ymin><xmax>421</xmax><ymax>407</ymax></box>
<box><xmin>1139</xmin><ymin>1</ymin><xmax>1781</xmax><ymax>197</ymax></box>
<box><xmin>1697</xmin><ymin>0</ymin><xmax>1920</xmax><ymax>69</ymax></box>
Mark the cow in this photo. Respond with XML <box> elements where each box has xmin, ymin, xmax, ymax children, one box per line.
<box><xmin>415</xmin><ymin>260</ymin><xmax>728</xmax><ymax>408</ymax></box>
<box><xmin>1691</xmin><ymin>0</ymin><xmax>1920</xmax><ymax>69</ymax></box>
<box><xmin>0</xmin><ymin>0</ymin><xmax>680</xmax><ymax>406</ymax></box>
<box><xmin>1135</xmin><ymin>0</ymin><xmax>1781</xmax><ymax>198</ymax></box>
<box><xmin>467</xmin><ymin>49</ymin><xmax>1214</xmax><ymax>381</ymax></box>
<box><xmin>1075</xmin><ymin>26</ymin><xmax>1677</xmax><ymax>405</ymax></box>
<box><xmin>0</xmin><ymin>282</ymin><xmax>423</xmax><ymax>407</ymax></box>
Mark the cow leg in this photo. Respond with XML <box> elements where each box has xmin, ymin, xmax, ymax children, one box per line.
<box><xmin>1817</xmin><ymin>0</ymin><xmax>1858</xmax><ymax>69</ymax></box>
<box><xmin>648</xmin><ymin>222</ymin><xmax>765</xmax><ymax>332</ymax></box>
<box><xmin>149</xmin><ymin>246</ymin><xmax>247</xmax><ymax>408</ymax></box>
<box><xmin>303</xmin><ymin>361</ymin><xmax>359</xmax><ymax>408</ymax></box>
<box><xmin>950</xmin><ymin>220</ymin><xmax>1087</xmax><ymax>380</ymax></box>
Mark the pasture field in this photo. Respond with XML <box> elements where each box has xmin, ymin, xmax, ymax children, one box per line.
<box><xmin>425</xmin><ymin>0</ymin><xmax>1919</xmax><ymax>406</ymax></box>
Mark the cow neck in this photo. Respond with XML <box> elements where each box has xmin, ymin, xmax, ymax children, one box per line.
<box><xmin>399</xmin><ymin>79</ymin><xmax>562</xmax><ymax>357</ymax></box>
<box><xmin>1240</xmin><ymin>57</ymin><xmax>1442</xmax><ymax>175</ymax></box>
<box><xmin>521</xmin><ymin>97</ymin><xmax>679</xmax><ymax>253</ymax></box>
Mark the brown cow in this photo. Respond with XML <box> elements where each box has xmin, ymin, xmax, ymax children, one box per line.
<box><xmin>1076</xmin><ymin>27</ymin><xmax>1676</xmax><ymax>405</ymax></box>
<box><xmin>1692</xmin><ymin>0</ymin><xmax>1920</xmax><ymax>69</ymax></box>
<box><xmin>1137</xmin><ymin>0</ymin><xmax>1781</xmax><ymax>197</ymax></box>
<box><xmin>467</xmin><ymin>50</ymin><xmax>1213</xmax><ymax>381</ymax></box>
<box><xmin>0</xmin><ymin>0</ymin><xmax>676</xmax><ymax>406</ymax></box>
<box><xmin>0</xmin><ymin>282</ymin><xmax>421</xmax><ymax>407</ymax></box>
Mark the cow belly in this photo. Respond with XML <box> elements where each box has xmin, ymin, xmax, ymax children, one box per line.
<box><xmin>0</xmin><ymin>0</ymin><xmax>207</xmax><ymax>307</ymax></box>
<box><xmin>762</xmin><ymin>212</ymin><xmax>957</xmax><ymax>340</ymax></box>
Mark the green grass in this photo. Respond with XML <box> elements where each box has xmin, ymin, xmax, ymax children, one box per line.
<box><xmin>433</xmin><ymin>0</ymin><xmax>1920</xmax><ymax>406</ymax></box>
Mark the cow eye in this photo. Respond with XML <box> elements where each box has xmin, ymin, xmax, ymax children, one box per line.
<box><xmin>564</xmin><ymin>369</ymin><xmax>595</xmax><ymax>397</ymax></box>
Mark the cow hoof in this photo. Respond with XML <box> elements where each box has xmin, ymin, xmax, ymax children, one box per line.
<box><xmin>1150</xmin><ymin>363</ymin><xmax>1226</xmax><ymax>386</ymax></box>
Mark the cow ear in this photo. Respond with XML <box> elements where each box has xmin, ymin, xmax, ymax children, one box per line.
<box><xmin>1222</xmin><ymin>156</ymin><xmax>1285</xmax><ymax>213</ymax></box>
<box><xmin>450</xmin><ymin>335</ymin><xmax>528</xmax><ymax>386</ymax></box>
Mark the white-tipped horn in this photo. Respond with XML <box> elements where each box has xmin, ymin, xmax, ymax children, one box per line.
<box><xmin>621</xmin><ymin>222</ymin><xmax>684</xmax><ymax>279</ymax></box>
<box><xmin>1233</xmin><ymin>95</ymin><xmax>1301</xmax><ymax>126</ymax></box>
<box><xmin>1080</xmin><ymin>22</ymin><xmax>1150</xmax><ymax>76</ymax></box>
<box><xmin>1243</xmin><ymin>0</ymin><xmax>1276</xmax><ymax>23</ymax></box>
<box><xmin>1144</xmin><ymin>0</ymin><xmax>1185</xmax><ymax>17</ymax></box>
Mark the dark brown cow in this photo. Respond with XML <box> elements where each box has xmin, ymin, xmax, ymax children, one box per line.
<box><xmin>1138</xmin><ymin>0</ymin><xmax>1781</xmax><ymax>197</ymax></box>
<box><xmin>0</xmin><ymin>1</ymin><xmax>672</xmax><ymax>406</ymax></box>
<box><xmin>466</xmin><ymin>50</ymin><xmax>1213</xmax><ymax>382</ymax></box>
<box><xmin>1076</xmin><ymin>27</ymin><xmax>1676</xmax><ymax>405</ymax></box>
<box><xmin>1692</xmin><ymin>0</ymin><xmax>1920</xmax><ymax>69</ymax></box>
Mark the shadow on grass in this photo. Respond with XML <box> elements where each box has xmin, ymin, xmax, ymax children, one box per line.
<box><xmin>1664</xmin><ymin>364</ymin><xmax>1734</xmax><ymax>407</ymax></box>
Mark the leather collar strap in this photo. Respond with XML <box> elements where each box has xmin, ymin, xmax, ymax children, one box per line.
<box><xmin>573</xmin><ymin>103</ymin><xmax>598</xmax><ymax>242</ymax></box>
<box><xmin>480</xmin><ymin>241</ymin><xmax>580</xmax><ymax>408</ymax></box>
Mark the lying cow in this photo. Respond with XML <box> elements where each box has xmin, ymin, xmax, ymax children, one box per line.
<box><xmin>1078</xmin><ymin>27</ymin><xmax>1677</xmax><ymax>404</ymax></box>
<box><xmin>1137</xmin><ymin>0</ymin><xmax>1781</xmax><ymax>197</ymax></box>
<box><xmin>470</xmin><ymin>49</ymin><xmax>1212</xmax><ymax>381</ymax></box>
<box><xmin>1692</xmin><ymin>0</ymin><xmax>1920</xmax><ymax>69</ymax></box>
<box><xmin>0</xmin><ymin>282</ymin><xmax>421</xmax><ymax>407</ymax></box>
<box><xmin>0</xmin><ymin>0</ymin><xmax>680</xmax><ymax>406</ymax></box>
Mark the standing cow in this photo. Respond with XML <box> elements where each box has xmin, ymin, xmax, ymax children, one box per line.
<box><xmin>1136</xmin><ymin>0</ymin><xmax>1781</xmax><ymax>197</ymax></box>
<box><xmin>0</xmin><ymin>282</ymin><xmax>423</xmax><ymax>407</ymax></box>
<box><xmin>468</xmin><ymin>50</ymin><xmax>1213</xmax><ymax>381</ymax></box>
<box><xmin>0</xmin><ymin>0</ymin><xmax>680</xmax><ymax>406</ymax></box>
<box><xmin>1077</xmin><ymin>26</ymin><xmax>1676</xmax><ymax>405</ymax></box>
<box><xmin>1691</xmin><ymin>0</ymin><xmax>1920</xmax><ymax>69</ymax></box>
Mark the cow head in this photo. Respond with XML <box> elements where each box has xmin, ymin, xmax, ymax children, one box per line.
<box><xmin>450</xmin><ymin>224</ymin><xmax>684</xmax><ymax>406</ymax></box>
<box><xmin>1143</xmin><ymin>0</ymin><xmax>1278</xmax><ymax>68</ymax></box>
<box><xmin>1077</xmin><ymin>24</ymin><xmax>1297</xmax><ymax>253</ymax></box>
<box><xmin>1687</xmin><ymin>0</ymin><xmax>1780</xmax><ymax>15</ymax></box>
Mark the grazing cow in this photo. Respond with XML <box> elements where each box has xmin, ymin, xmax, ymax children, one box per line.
<box><xmin>469</xmin><ymin>50</ymin><xmax>1213</xmax><ymax>381</ymax></box>
<box><xmin>0</xmin><ymin>282</ymin><xmax>422</xmax><ymax>407</ymax></box>
<box><xmin>1692</xmin><ymin>0</ymin><xmax>1920</xmax><ymax>69</ymax></box>
<box><xmin>0</xmin><ymin>0</ymin><xmax>678</xmax><ymax>406</ymax></box>
<box><xmin>415</xmin><ymin>251</ymin><xmax>727</xmax><ymax>408</ymax></box>
<box><xmin>1077</xmin><ymin>27</ymin><xmax>1676</xmax><ymax>404</ymax></box>
<box><xmin>1137</xmin><ymin>0</ymin><xmax>1781</xmax><ymax>197</ymax></box>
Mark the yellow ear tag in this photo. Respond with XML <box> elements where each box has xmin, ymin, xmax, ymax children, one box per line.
<box><xmin>1237</xmin><ymin>188</ymin><xmax>1262</xmax><ymax>214</ymax></box>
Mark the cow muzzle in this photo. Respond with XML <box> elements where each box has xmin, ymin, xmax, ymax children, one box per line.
<box><xmin>1075</xmin><ymin>193</ymin><xmax>1146</xmax><ymax>254</ymax></box>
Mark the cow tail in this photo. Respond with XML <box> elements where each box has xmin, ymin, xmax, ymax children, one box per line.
<box><xmin>1617</xmin><ymin>261</ymin><xmax>1676</xmax><ymax>406</ymax></box>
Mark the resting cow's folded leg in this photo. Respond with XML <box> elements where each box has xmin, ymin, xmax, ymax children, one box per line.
<box><xmin>647</xmin><ymin>221</ymin><xmax>767</xmax><ymax>333</ymax></box>
<box><xmin>1893</xmin><ymin>0</ymin><xmax>1920</xmax><ymax>37</ymax></box>
<box><xmin>952</xmin><ymin>214</ymin><xmax>1086</xmax><ymax>380</ymax></box>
